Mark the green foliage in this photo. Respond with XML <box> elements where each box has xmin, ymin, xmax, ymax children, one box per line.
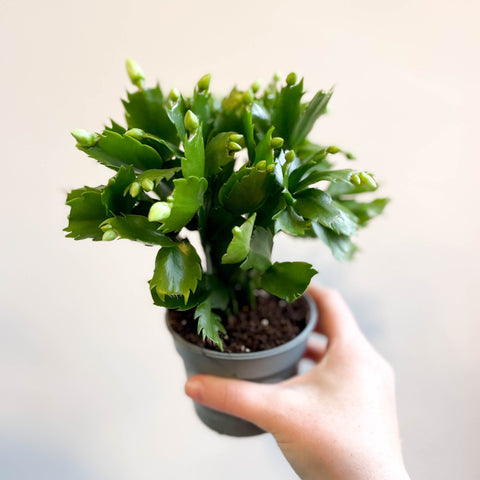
<box><xmin>158</xmin><ymin>177</ymin><xmax>208</xmax><ymax>233</ymax></box>
<box><xmin>261</xmin><ymin>262</ymin><xmax>317</xmax><ymax>302</ymax></box>
<box><xmin>195</xmin><ymin>297</ymin><xmax>226</xmax><ymax>350</ymax></box>
<box><xmin>102</xmin><ymin>215</ymin><xmax>176</xmax><ymax>246</ymax></box>
<box><xmin>183</xmin><ymin>126</ymin><xmax>205</xmax><ymax>178</ymax></box>
<box><xmin>204</xmin><ymin>132</ymin><xmax>237</xmax><ymax>175</ymax></box>
<box><xmin>101</xmin><ymin>166</ymin><xmax>136</xmax><ymax>214</ymax></box>
<box><xmin>294</xmin><ymin>189</ymin><xmax>358</xmax><ymax>236</ymax></box>
<box><xmin>271</xmin><ymin>77</ymin><xmax>304</xmax><ymax>146</ymax></box>
<box><xmin>341</xmin><ymin>198</ymin><xmax>389</xmax><ymax>226</ymax></box>
<box><xmin>134</xmin><ymin>167</ymin><xmax>181</xmax><ymax>186</ymax></box>
<box><xmin>77</xmin><ymin>130</ymin><xmax>163</xmax><ymax>172</ymax></box>
<box><xmin>219</xmin><ymin>165</ymin><xmax>274</xmax><ymax>215</ymax></box>
<box><xmin>65</xmin><ymin>62</ymin><xmax>388</xmax><ymax>348</ymax></box>
<box><xmin>310</xmin><ymin>223</ymin><xmax>357</xmax><ymax>261</ymax></box>
<box><xmin>123</xmin><ymin>86</ymin><xmax>178</xmax><ymax>144</ymax></box>
<box><xmin>222</xmin><ymin>214</ymin><xmax>256</xmax><ymax>264</ymax></box>
<box><xmin>150</xmin><ymin>241</ymin><xmax>202</xmax><ymax>301</ymax></box>
<box><xmin>240</xmin><ymin>227</ymin><xmax>273</xmax><ymax>272</ymax></box>
<box><xmin>290</xmin><ymin>89</ymin><xmax>333</xmax><ymax>147</ymax></box>
<box><xmin>65</xmin><ymin>187</ymin><xmax>108</xmax><ymax>240</ymax></box>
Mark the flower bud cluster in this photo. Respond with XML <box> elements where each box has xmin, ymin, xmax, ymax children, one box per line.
<box><xmin>350</xmin><ymin>172</ymin><xmax>377</xmax><ymax>188</ymax></box>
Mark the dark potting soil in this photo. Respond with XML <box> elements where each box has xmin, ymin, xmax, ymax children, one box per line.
<box><xmin>167</xmin><ymin>291</ymin><xmax>309</xmax><ymax>353</ymax></box>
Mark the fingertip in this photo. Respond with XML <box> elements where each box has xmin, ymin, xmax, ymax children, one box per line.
<box><xmin>185</xmin><ymin>375</ymin><xmax>205</xmax><ymax>402</ymax></box>
<box><xmin>184</xmin><ymin>375</ymin><xmax>277</xmax><ymax>432</ymax></box>
<box><xmin>307</xmin><ymin>284</ymin><xmax>358</xmax><ymax>339</ymax></box>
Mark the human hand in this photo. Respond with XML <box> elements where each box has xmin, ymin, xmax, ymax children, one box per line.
<box><xmin>185</xmin><ymin>286</ymin><xmax>410</xmax><ymax>480</ymax></box>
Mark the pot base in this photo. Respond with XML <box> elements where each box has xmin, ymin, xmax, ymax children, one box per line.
<box><xmin>193</xmin><ymin>403</ymin><xmax>264</xmax><ymax>436</ymax></box>
<box><xmin>167</xmin><ymin>293</ymin><xmax>317</xmax><ymax>437</ymax></box>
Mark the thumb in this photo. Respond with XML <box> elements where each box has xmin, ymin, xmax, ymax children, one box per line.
<box><xmin>185</xmin><ymin>374</ymin><xmax>277</xmax><ymax>432</ymax></box>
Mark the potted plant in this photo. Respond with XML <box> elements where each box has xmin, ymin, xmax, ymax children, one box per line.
<box><xmin>65</xmin><ymin>59</ymin><xmax>388</xmax><ymax>436</ymax></box>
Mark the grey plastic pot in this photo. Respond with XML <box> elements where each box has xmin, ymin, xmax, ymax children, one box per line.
<box><xmin>166</xmin><ymin>293</ymin><xmax>318</xmax><ymax>437</ymax></box>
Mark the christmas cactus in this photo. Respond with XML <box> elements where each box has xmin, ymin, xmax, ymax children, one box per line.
<box><xmin>65</xmin><ymin>60</ymin><xmax>388</xmax><ymax>349</ymax></box>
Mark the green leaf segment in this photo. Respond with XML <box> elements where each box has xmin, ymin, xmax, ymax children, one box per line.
<box><xmin>65</xmin><ymin>62</ymin><xmax>388</xmax><ymax>349</ymax></box>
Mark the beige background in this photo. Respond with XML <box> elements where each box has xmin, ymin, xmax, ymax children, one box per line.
<box><xmin>1</xmin><ymin>0</ymin><xmax>479</xmax><ymax>478</ymax></box>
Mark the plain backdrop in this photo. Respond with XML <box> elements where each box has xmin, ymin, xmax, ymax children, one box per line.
<box><xmin>1</xmin><ymin>0</ymin><xmax>479</xmax><ymax>478</ymax></box>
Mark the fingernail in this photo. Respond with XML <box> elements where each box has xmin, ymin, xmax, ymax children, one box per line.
<box><xmin>185</xmin><ymin>378</ymin><xmax>204</xmax><ymax>402</ymax></box>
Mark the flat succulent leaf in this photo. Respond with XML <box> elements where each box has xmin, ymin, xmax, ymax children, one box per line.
<box><xmin>101</xmin><ymin>165</ymin><xmax>136</xmax><ymax>214</ymax></box>
<box><xmin>288</xmin><ymin>160</ymin><xmax>315</xmax><ymax>192</ymax></box>
<box><xmin>242</xmin><ymin>107</ymin><xmax>256</xmax><ymax>160</ymax></box>
<box><xmin>195</xmin><ymin>297</ymin><xmax>226</xmax><ymax>350</ymax></box>
<box><xmin>221</xmin><ymin>87</ymin><xmax>244</xmax><ymax>114</ymax></box>
<box><xmin>202</xmin><ymin>206</ymin><xmax>239</xmax><ymax>262</ymax></box>
<box><xmin>296</xmin><ymin>142</ymin><xmax>352</xmax><ymax>162</ymax></box>
<box><xmin>166</xmin><ymin>96</ymin><xmax>187</xmax><ymax>140</ymax></box>
<box><xmin>105</xmin><ymin>119</ymin><xmax>126</xmax><ymax>134</ymax></box>
<box><xmin>212</xmin><ymin>88</ymin><xmax>244</xmax><ymax>133</ymax></box>
<box><xmin>183</xmin><ymin>126</ymin><xmax>205</xmax><ymax>178</ymax></box>
<box><xmin>293</xmin><ymin>168</ymin><xmax>355</xmax><ymax>193</ymax></box>
<box><xmin>136</xmin><ymin>167</ymin><xmax>181</xmax><ymax>185</ymax></box>
<box><xmin>255</xmin><ymin>191</ymin><xmax>285</xmax><ymax>228</ymax></box>
<box><xmin>240</xmin><ymin>226</ymin><xmax>273</xmax><ymax>272</ymax></box>
<box><xmin>311</xmin><ymin>222</ymin><xmax>357</xmax><ymax>260</ymax></box>
<box><xmin>251</xmin><ymin>102</ymin><xmax>271</xmax><ymax>134</ymax></box>
<box><xmin>222</xmin><ymin>214</ymin><xmax>256</xmax><ymax>264</ymax></box>
<box><xmin>261</xmin><ymin>261</ymin><xmax>317</xmax><ymax>303</ymax></box>
<box><xmin>271</xmin><ymin>78</ymin><xmax>304</xmax><ymax>147</ymax></box>
<box><xmin>192</xmin><ymin>90</ymin><xmax>213</xmax><ymax>139</ymax></box>
<box><xmin>274</xmin><ymin>206</ymin><xmax>310</xmax><ymax>236</ymax></box>
<box><xmin>78</xmin><ymin>130</ymin><xmax>163</xmax><ymax>172</ymax></box>
<box><xmin>150</xmin><ymin>241</ymin><xmax>203</xmax><ymax>301</ymax></box>
<box><xmin>150</xmin><ymin>285</ymin><xmax>207</xmax><ymax>310</ymax></box>
<box><xmin>290</xmin><ymin>89</ymin><xmax>333</xmax><ymax>147</ymax></box>
<box><xmin>141</xmin><ymin>133</ymin><xmax>182</xmax><ymax>160</ymax></box>
<box><xmin>295</xmin><ymin>142</ymin><xmax>330</xmax><ymax>163</ymax></box>
<box><xmin>122</xmin><ymin>85</ymin><xmax>178</xmax><ymax>144</ymax></box>
<box><xmin>64</xmin><ymin>187</ymin><xmax>108</xmax><ymax>240</ymax></box>
<box><xmin>159</xmin><ymin>177</ymin><xmax>208</xmax><ymax>233</ymax></box>
<box><xmin>294</xmin><ymin>189</ymin><xmax>358</xmax><ymax>236</ymax></box>
<box><xmin>205</xmin><ymin>131</ymin><xmax>236</xmax><ymax>176</ymax></box>
<box><xmin>254</xmin><ymin>126</ymin><xmax>274</xmax><ymax>166</ymax></box>
<box><xmin>272</xmin><ymin>150</ymin><xmax>288</xmax><ymax>188</ymax></box>
<box><xmin>341</xmin><ymin>198</ymin><xmax>389</xmax><ymax>226</ymax></box>
<box><xmin>219</xmin><ymin>166</ymin><xmax>274</xmax><ymax>215</ymax></box>
<box><xmin>206</xmin><ymin>275</ymin><xmax>230</xmax><ymax>310</ymax></box>
<box><xmin>287</xmin><ymin>146</ymin><xmax>330</xmax><ymax>192</ymax></box>
<box><xmin>103</xmin><ymin>215</ymin><xmax>176</xmax><ymax>246</ymax></box>
<box><xmin>328</xmin><ymin>176</ymin><xmax>379</xmax><ymax>196</ymax></box>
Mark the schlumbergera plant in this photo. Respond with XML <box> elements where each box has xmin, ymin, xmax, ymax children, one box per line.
<box><xmin>65</xmin><ymin>60</ymin><xmax>388</xmax><ymax>350</ymax></box>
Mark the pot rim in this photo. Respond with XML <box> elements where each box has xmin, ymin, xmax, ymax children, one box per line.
<box><xmin>166</xmin><ymin>292</ymin><xmax>318</xmax><ymax>360</ymax></box>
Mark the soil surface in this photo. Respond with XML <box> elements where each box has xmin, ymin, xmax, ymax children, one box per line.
<box><xmin>167</xmin><ymin>290</ymin><xmax>309</xmax><ymax>353</ymax></box>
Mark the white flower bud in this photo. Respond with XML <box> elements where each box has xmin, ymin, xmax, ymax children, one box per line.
<box><xmin>71</xmin><ymin>129</ymin><xmax>99</xmax><ymax>147</ymax></box>
<box><xmin>125</xmin><ymin>58</ymin><xmax>145</xmax><ymax>88</ymax></box>
<box><xmin>141</xmin><ymin>178</ymin><xmax>155</xmax><ymax>192</ymax></box>
<box><xmin>148</xmin><ymin>202</ymin><xmax>172</xmax><ymax>222</ymax></box>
